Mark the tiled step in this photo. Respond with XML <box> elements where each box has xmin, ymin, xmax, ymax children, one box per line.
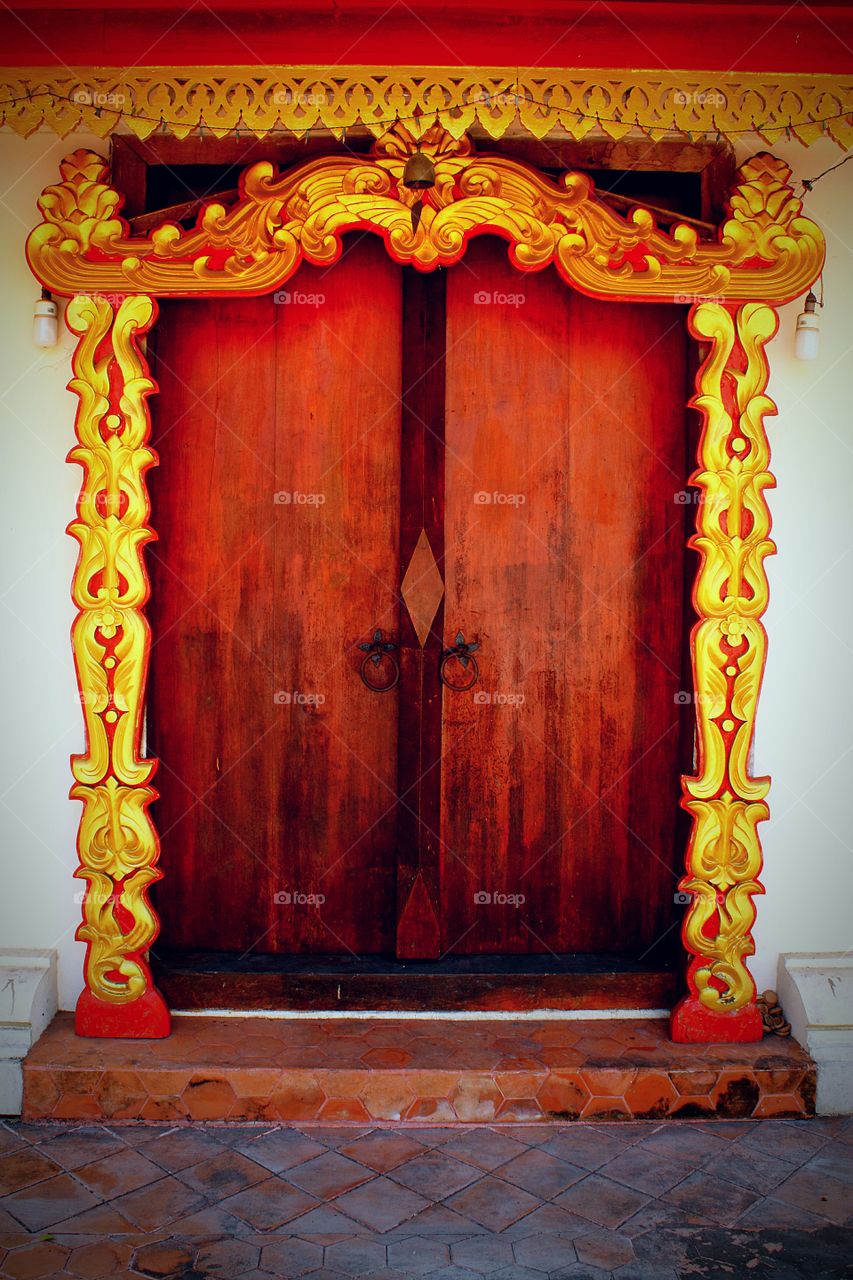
<box><xmin>23</xmin><ymin>1014</ymin><xmax>815</xmax><ymax>1123</ymax></box>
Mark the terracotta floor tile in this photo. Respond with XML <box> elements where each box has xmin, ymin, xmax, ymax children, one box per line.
<box><xmin>0</xmin><ymin>1150</ymin><xmax>62</xmax><ymax>1196</ymax></box>
<box><xmin>768</xmin><ymin>1167</ymin><xmax>853</xmax><ymax>1225</ymax></box>
<box><xmin>802</xmin><ymin>1142</ymin><xmax>853</xmax><ymax>1184</ymax></box>
<box><xmin>132</xmin><ymin>1240</ymin><xmax>194</xmax><ymax>1277</ymax></box>
<box><xmin>539</xmin><ymin>1128</ymin><xmax>631</xmax><ymax>1171</ymax></box>
<box><xmin>234</xmin><ymin>1129</ymin><xmax>327</xmax><ymax>1173</ymax></box>
<box><xmin>634</xmin><ymin>1124</ymin><xmax>730</xmax><ymax>1164</ymax></box>
<box><xmin>1</xmin><ymin>1240</ymin><xmax>70</xmax><ymax>1279</ymax></box>
<box><xmin>110</xmin><ymin>1175</ymin><xmax>205</xmax><ymax>1231</ymax></box>
<box><xmin>389</xmin><ymin>1149</ymin><xmax>481</xmax><ymax>1199</ymax></box>
<box><xmin>513</xmin><ymin>1232</ymin><xmax>579</xmax><ymax>1270</ymax></box>
<box><xmin>37</xmin><ymin>1128</ymin><xmax>127</xmax><ymax>1172</ymax></box>
<box><xmin>73</xmin><ymin>1148</ymin><xmax>163</xmax><ymax>1199</ymax></box>
<box><xmin>598</xmin><ymin>1147</ymin><xmax>694</xmax><ymax>1197</ymax></box>
<box><xmin>0</xmin><ymin>1175</ymin><xmax>100</xmax><ymax>1232</ymax></box>
<box><xmin>196</xmin><ymin>1238</ymin><xmax>259</xmax><ymax>1278</ymax></box>
<box><xmin>285</xmin><ymin>1151</ymin><xmax>373</xmax><ymax>1199</ymax></box>
<box><xmin>739</xmin><ymin>1120</ymin><xmax>828</xmax><ymax>1164</ymax></box>
<box><xmin>450</xmin><ymin>1233</ymin><xmax>515</xmax><ymax>1271</ymax></box>
<box><xmin>444</xmin><ymin>1175</ymin><xmax>541</xmax><ymax>1230</ymax></box>
<box><xmin>43</xmin><ymin>1203</ymin><xmax>137</xmax><ymax>1234</ymax></box>
<box><xmin>554</xmin><ymin>1174</ymin><xmax>650</xmax><ymax>1228</ymax></box>
<box><xmin>702</xmin><ymin>1146</ymin><xmax>798</xmax><ymax>1195</ymax></box>
<box><xmin>176</xmin><ymin>1150</ymin><xmax>270</xmax><ymax>1200</ymax></box>
<box><xmin>136</xmin><ymin>1127</ymin><xmax>227</xmax><ymax>1173</ymax></box>
<box><xmin>338</xmin><ymin>1132</ymin><xmax>424</xmax><ymax>1173</ymax></box>
<box><xmin>64</xmin><ymin>1239</ymin><xmax>133</xmax><ymax>1278</ymax></box>
<box><xmin>259</xmin><ymin>1238</ymin><xmax>324</xmax><ymax>1275</ymax></box>
<box><xmin>441</xmin><ymin>1130</ymin><xmax>527</xmax><ymax>1171</ymax></box>
<box><xmin>219</xmin><ymin>1178</ymin><xmax>320</xmax><ymax>1230</ymax></box>
<box><xmin>281</xmin><ymin>1202</ymin><xmax>365</xmax><ymax>1234</ymax></box>
<box><xmin>332</xmin><ymin>1176</ymin><xmax>430</xmax><ymax>1232</ymax></box>
<box><xmin>495</xmin><ymin>1148</ymin><xmax>586</xmax><ymax>1198</ymax></box>
<box><xmin>325</xmin><ymin>1237</ymin><xmax>387</xmax><ymax>1274</ymax></box>
<box><xmin>662</xmin><ymin>1170</ymin><xmax>760</xmax><ymax>1225</ymax></box>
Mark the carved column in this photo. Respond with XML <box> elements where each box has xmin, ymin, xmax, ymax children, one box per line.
<box><xmin>66</xmin><ymin>293</ymin><xmax>169</xmax><ymax>1038</ymax></box>
<box><xmin>671</xmin><ymin>301</ymin><xmax>777</xmax><ymax>1043</ymax></box>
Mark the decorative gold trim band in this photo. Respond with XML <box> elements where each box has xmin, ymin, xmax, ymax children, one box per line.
<box><xmin>2</xmin><ymin>65</ymin><xmax>851</xmax><ymax>148</ymax></box>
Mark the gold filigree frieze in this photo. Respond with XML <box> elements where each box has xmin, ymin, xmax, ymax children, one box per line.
<box><xmin>1</xmin><ymin>66</ymin><xmax>851</xmax><ymax>148</ymax></box>
<box><xmin>27</xmin><ymin>129</ymin><xmax>825</xmax><ymax>305</ymax></box>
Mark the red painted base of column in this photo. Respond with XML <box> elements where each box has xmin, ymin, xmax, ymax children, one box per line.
<box><xmin>75</xmin><ymin>986</ymin><xmax>171</xmax><ymax>1039</ymax></box>
<box><xmin>670</xmin><ymin>997</ymin><xmax>763</xmax><ymax>1044</ymax></box>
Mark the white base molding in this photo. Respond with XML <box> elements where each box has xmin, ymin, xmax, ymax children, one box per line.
<box><xmin>778</xmin><ymin>952</ymin><xmax>853</xmax><ymax>1116</ymax></box>
<box><xmin>0</xmin><ymin>951</ymin><xmax>57</xmax><ymax>1116</ymax></box>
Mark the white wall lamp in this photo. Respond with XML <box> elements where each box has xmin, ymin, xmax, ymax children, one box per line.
<box><xmin>32</xmin><ymin>287</ymin><xmax>58</xmax><ymax>349</ymax></box>
<box><xmin>795</xmin><ymin>279</ymin><xmax>824</xmax><ymax>361</ymax></box>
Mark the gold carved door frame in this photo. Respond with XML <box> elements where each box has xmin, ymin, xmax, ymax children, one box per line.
<box><xmin>26</xmin><ymin>125</ymin><xmax>824</xmax><ymax>1042</ymax></box>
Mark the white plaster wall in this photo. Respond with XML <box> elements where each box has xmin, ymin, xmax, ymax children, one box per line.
<box><xmin>0</xmin><ymin>128</ymin><xmax>850</xmax><ymax>1011</ymax></box>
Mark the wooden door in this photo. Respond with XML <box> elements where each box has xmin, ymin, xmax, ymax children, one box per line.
<box><xmin>441</xmin><ymin>238</ymin><xmax>688</xmax><ymax>955</ymax></box>
<box><xmin>149</xmin><ymin>239</ymin><xmax>403</xmax><ymax>954</ymax></box>
<box><xmin>149</xmin><ymin>233</ymin><xmax>688</xmax><ymax>963</ymax></box>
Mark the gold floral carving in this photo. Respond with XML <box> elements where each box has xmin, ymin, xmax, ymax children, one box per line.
<box><xmin>678</xmin><ymin>302</ymin><xmax>777</xmax><ymax>1015</ymax></box>
<box><xmin>66</xmin><ymin>292</ymin><xmax>161</xmax><ymax>1008</ymax></box>
<box><xmin>28</xmin><ymin>129</ymin><xmax>824</xmax><ymax>305</ymax></box>
<box><xmin>2</xmin><ymin>66</ymin><xmax>851</xmax><ymax>148</ymax></box>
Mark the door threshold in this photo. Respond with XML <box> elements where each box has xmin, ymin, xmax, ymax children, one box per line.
<box><xmin>152</xmin><ymin>950</ymin><xmax>678</xmax><ymax>1013</ymax></box>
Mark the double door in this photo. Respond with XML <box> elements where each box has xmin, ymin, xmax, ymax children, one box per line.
<box><xmin>148</xmin><ymin>235</ymin><xmax>688</xmax><ymax>961</ymax></box>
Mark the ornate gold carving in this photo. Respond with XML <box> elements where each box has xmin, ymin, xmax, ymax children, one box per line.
<box><xmin>677</xmin><ymin>301</ymin><xmax>777</xmax><ymax>1019</ymax></box>
<box><xmin>66</xmin><ymin>292</ymin><xmax>162</xmax><ymax>1009</ymax></box>
<box><xmin>401</xmin><ymin>529</ymin><xmax>445</xmax><ymax>647</ymax></box>
<box><xmin>27</xmin><ymin>129</ymin><xmax>824</xmax><ymax>305</ymax></box>
<box><xmin>2</xmin><ymin>66</ymin><xmax>851</xmax><ymax>148</ymax></box>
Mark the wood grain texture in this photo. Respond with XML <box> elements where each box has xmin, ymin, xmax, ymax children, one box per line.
<box><xmin>149</xmin><ymin>240</ymin><xmax>403</xmax><ymax>954</ymax></box>
<box><xmin>442</xmin><ymin>237</ymin><xmax>688</xmax><ymax>955</ymax></box>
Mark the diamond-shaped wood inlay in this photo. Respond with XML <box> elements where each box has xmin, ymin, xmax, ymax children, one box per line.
<box><xmin>400</xmin><ymin>529</ymin><xmax>444</xmax><ymax>647</ymax></box>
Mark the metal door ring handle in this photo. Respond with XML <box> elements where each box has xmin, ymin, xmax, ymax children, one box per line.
<box><xmin>439</xmin><ymin>632</ymin><xmax>480</xmax><ymax>692</ymax></box>
<box><xmin>357</xmin><ymin>630</ymin><xmax>400</xmax><ymax>693</ymax></box>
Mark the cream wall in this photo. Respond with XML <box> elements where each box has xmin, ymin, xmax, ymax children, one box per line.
<box><xmin>0</xmin><ymin>128</ymin><xmax>850</xmax><ymax>1013</ymax></box>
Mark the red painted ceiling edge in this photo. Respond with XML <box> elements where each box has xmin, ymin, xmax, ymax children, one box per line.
<box><xmin>1</xmin><ymin>3</ymin><xmax>852</xmax><ymax>73</ymax></box>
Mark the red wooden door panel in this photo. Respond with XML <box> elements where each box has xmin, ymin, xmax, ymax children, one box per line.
<box><xmin>149</xmin><ymin>240</ymin><xmax>403</xmax><ymax>954</ymax></box>
<box><xmin>441</xmin><ymin>237</ymin><xmax>688</xmax><ymax>955</ymax></box>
